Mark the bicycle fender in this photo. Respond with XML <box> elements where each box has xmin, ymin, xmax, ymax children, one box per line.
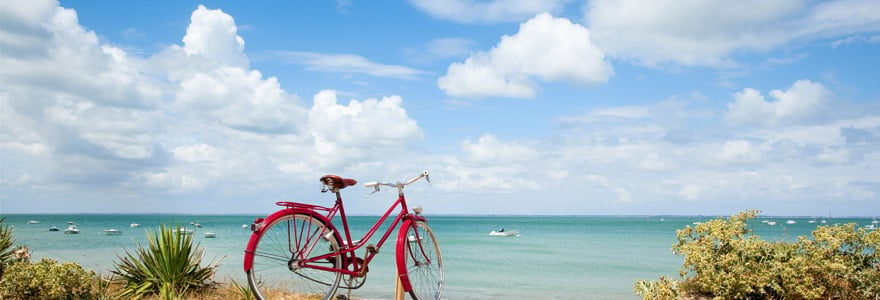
<box><xmin>242</xmin><ymin>208</ymin><xmax>341</xmax><ymax>272</ymax></box>
<box><xmin>395</xmin><ymin>218</ymin><xmax>416</xmax><ymax>292</ymax></box>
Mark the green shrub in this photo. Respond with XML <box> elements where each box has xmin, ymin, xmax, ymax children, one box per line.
<box><xmin>112</xmin><ymin>224</ymin><xmax>218</xmax><ymax>299</ymax></box>
<box><xmin>635</xmin><ymin>210</ymin><xmax>880</xmax><ymax>300</ymax></box>
<box><xmin>0</xmin><ymin>258</ymin><xmax>96</xmax><ymax>299</ymax></box>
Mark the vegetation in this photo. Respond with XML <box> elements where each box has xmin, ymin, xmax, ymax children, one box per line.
<box><xmin>0</xmin><ymin>258</ymin><xmax>96</xmax><ymax>299</ymax></box>
<box><xmin>112</xmin><ymin>224</ymin><xmax>219</xmax><ymax>299</ymax></box>
<box><xmin>635</xmin><ymin>210</ymin><xmax>880</xmax><ymax>300</ymax></box>
<box><xmin>0</xmin><ymin>217</ymin><xmax>19</xmax><ymax>278</ymax></box>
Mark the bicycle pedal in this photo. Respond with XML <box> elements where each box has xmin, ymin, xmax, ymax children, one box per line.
<box><xmin>366</xmin><ymin>244</ymin><xmax>378</xmax><ymax>254</ymax></box>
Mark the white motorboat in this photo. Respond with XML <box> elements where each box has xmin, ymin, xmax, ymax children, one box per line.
<box><xmin>761</xmin><ymin>220</ymin><xmax>769</xmax><ymax>223</ymax></box>
<box><xmin>204</xmin><ymin>232</ymin><xmax>216</xmax><ymax>238</ymax></box>
<box><xmin>103</xmin><ymin>229</ymin><xmax>122</xmax><ymax>235</ymax></box>
<box><xmin>820</xmin><ymin>220</ymin><xmax>827</xmax><ymax>224</ymax></box>
<box><xmin>767</xmin><ymin>221</ymin><xmax>777</xmax><ymax>226</ymax></box>
<box><xmin>64</xmin><ymin>225</ymin><xmax>80</xmax><ymax>234</ymax></box>
<box><xmin>865</xmin><ymin>224</ymin><xmax>877</xmax><ymax>230</ymax></box>
<box><xmin>48</xmin><ymin>226</ymin><xmax>60</xmax><ymax>232</ymax></box>
<box><xmin>489</xmin><ymin>230</ymin><xmax>519</xmax><ymax>237</ymax></box>
<box><xmin>179</xmin><ymin>228</ymin><xmax>193</xmax><ymax>235</ymax></box>
<box><xmin>872</xmin><ymin>219</ymin><xmax>879</xmax><ymax>224</ymax></box>
<box><xmin>27</xmin><ymin>220</ymin><xmax>40</xmax><ymax>224</ymax></box>
<box><xmin>130</xmin><ymin>223</ymin><xmax>140</xmax><ymax>228</ymax></box>
<box><xmin>193</xmin><ymin>223</ymin><xmax>202</xmax><ymax>228</ymax></box>
<box><xmin>808</xmin><ymin>220</ymin><xmax>816</xmax><ymax>223</ymax></box>
<box><xmin>786</xmin><ymin>220</ymin><xmax>796</xmax><ymax>224</ymax></box>
<box><xmin>242</xmin><ymin>224</ymin><xmax>249</xmax><ymax>229</ymax></box>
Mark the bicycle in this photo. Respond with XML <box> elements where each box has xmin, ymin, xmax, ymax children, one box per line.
<box><xmin>243</xmin><ymin>171</ymin><xmax>443</xmax><ymax>300</ymax></box>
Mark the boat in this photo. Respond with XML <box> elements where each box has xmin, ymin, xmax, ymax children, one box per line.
<box><xmin>179</xmin><ymin>228</ymin><xmax>193</xmax><ymax>235</ymax></box>
<box><xmin>408</xmin><ymin>235</ymin><xmax>424</xmax><ymax>242</ymax></box>
<box><xmin>786</xmin><ymin>220</ymin><xmax>796</xmax><ymax>224</ymax></box>
<box><xmin>193</xmin><ymin>223</ymin><xmax>202</xmax><ymax>228</ymax></box>
<box><xmin>103</xmin><ymin>229</ymin><xmax>122</xmax><ymax>235</ymax></box>
<box><xmin>27</xmin><ymin>220</ymin><xmax>40</xmax><ymax>224</ymax></box>
<box><xmin>64</xmin><ymin>225</ymin><xmax>80</xmax><ymax>234</ymax></box>
<box><xmin>204</xmin><ymin>232</ymin><xmax>216</xmax><ymax>238</ymax></box>
<box><xmin>130</xmin><ymin>223</ymin><xmax>140</xmax><ymax>228</ymax></box>
<box><xmin>767</xmin><ymin>221</ymin><xmax>777</xmax><ymax>226</ymax></box>
<box><xmin>821</xmin><ymin>220</ymin><xmax>827</xmax><ymax>224</ymax></box>
<box><xmin>242</xmin><ymin>224</ymin><xmax>248</xmax><ymax>229</ymax></box>
<box><xmin>808</xmin><ymin>220</ymin><xmax>816</xmax><ymax>223</ymax></box>
<box><xmin>872</xmin><ymin>219</ymin><xmax>879</xmax><ymax>224</ymax></box>
<box><xmin>761</xmin><ymin>220</ymin><xmax>769</xmax><ymax>223</ymax></box>
<box><xmin>48</xmin><ymin>226</ymin><xmax>59</xmax><ymax>232</ymax></box>
<box><xmin>489</xmin><ymin>230</ymin><xmax>519</xmax><ymax>237</ymax></box>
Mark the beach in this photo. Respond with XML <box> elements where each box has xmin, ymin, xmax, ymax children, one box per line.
<box><xmin>4</xmin><ymin>214</ymin><xmax>875</xmax><ymax>299</ymax></box>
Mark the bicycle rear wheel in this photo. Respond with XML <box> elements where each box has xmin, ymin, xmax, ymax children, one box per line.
<box><xmin>247</xmin><ymin>213</ymin><xmax>342</xmax><ymax>300</ymax></box>
<box><xmin>397</xmin><ymin>220</ymin><xmax>444</xmax><ymax>300</ymax></box>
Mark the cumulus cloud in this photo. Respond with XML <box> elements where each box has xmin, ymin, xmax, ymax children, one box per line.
<box><xmin>182</xmin><ymin>5</ymin><xmax>248</xmax><ymax>68</ymax></box>
<box><xmin>438</xmin><ymin>13</ymin><xmax>613</xmax><ymax>98</ymax></box>
<box><xmin>725</xmin><ymin>80</ymin><xmax>832</xmax><ymax>127</ymax></box>
<box><xmin>0</xmin><ymin>1</ymin><xmax>425</xmax><ymax>212</ymax></box>
<box><xmin>408</xmin><ymin>0</ymin><xmax>571</xmax><ymax>23</ymax></box>
<box><xmin>585</xmin><ymin>0</ymin><xmax>880</xmax><ymax>66</ymax></box>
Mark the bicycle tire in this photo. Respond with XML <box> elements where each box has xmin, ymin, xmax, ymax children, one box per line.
<box><xmin>396</xmin><ymin>220</ymin><xmax>444</xmax><ymax>300</ymax></box>
<box><xmin>247</xmin><ymin>213</ymin><xmax>343</xmax><ymax>300</ymax></box>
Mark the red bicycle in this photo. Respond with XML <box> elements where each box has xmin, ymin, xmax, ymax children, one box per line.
<box><xmin>243</xmin><ymin>171</ymin><xmax>443</xmax><ymax>300</ymax></box>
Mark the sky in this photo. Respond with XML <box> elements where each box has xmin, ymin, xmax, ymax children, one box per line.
<box><xmin>1</xmin><ymin>0</ymin><xmax>879</xmax><ymax>216</ymax></box>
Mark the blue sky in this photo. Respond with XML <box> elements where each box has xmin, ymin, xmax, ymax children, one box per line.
<box><xmin>1</xmin><ymin>0</ymin><xmax>879</xmax><ymax>216</ymax></box>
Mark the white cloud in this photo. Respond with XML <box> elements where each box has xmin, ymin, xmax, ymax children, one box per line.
<box><xmin>308</xmin><ymin>90</ymin><xmax>422</xmax><ymax>148</ymax></box>
<box><xmin>407</xmin><ymin>0</ymin><xmax>570</xmax><ymax>23</ymax></box>
<box><xmin>182</xmin><ymin>5</ymin><xmax>248</xmax><ymax>68</ymax></box>
<box><xmin>585</xmin><ymin>0</ymin><xmax>880</xmax><ymax>67</ymax></box>
<box><xmin>438</xmin><ymin>13</ymin><xmax>613</xmax><ymax>98</ymax></box>
<box><xmin>725</xmin><ymin>80</ymin><xmax>832</xmax><ymax>127</ymax></box>
<box><xmin>460</xmin><ymin>134</ymin><xmax>538</xmax><ymax>165</ymax></box>
<box><xmin>406</xmin><ymin>38</ymin><xmax>476</xmax><ymax>63</ymax></box>
<box><xmin>271</xmin><ymin>51</ymin><xmax>425</xmax><ymax>79</ymax></box>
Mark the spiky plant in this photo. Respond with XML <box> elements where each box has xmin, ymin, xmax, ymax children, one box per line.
<box><xmin>0</xmin><ymin>217</ymin><xmax>16</xmax><ymax>278</ymax></box>
<box><xmin>112</xmin><ymin>225</ymin><xmax>218</xmax><ymax>298</ymax></box>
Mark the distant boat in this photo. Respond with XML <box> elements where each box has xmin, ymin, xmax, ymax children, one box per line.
<box><xmin>27</xmin><ymin>220</ymin><xmax>40</xmax><ymax>224</ymax></box>
<box><xmin>808</xmin><ymin>220</ymin><xmax>816</xmax><ymax>223</ymax></box>
<box><xmin>821</xmin><ymin>220</ymin><xmax>827</xmax><ymax>224</ymax></box>
<box><xmin>761</xmin><ymin>220</ymin><xmax>769</xmax><ymax>223</ymax></box>
<box><xmin>179</xmin><ymin>228</ymin><xmax>193</xmax><ymax>235</ymax></box>
<box><xmin>872</xmin><ymin>219</ymin><xmax>879</xmax><ymax>224</ymax></box>
<box><xmin>103</xmin><ymin>229</ymin><xmax>122</xmax><ymax>235</ymax></box>
<box><xmin>204</xmin><ymin>232</ymin><xmax>216</xmax><ymax>238</ymax></box>
<box><xmin>659</xmin><ymin>218</ymin><xmax>664</xmax><ymax>221</ymax></box>
<box><xmin>692</xmin><ymin>222</ymin><xmax>702</xmax><ymax>225</ymax></box>
<box><xmin>48</xmin><ymin>226</ymin><xmax>59</xmax><ymax>232</ymax></box>
<box><xmin>130</xmin><ymin>223</ymin><xmax>139</xmax><ymax>228</ymax></box>
<box><xmin>242</xmin><ymin>224</ymin><xmax>249</xmax><ymax>229</ymax></box>
<box><xmin>767</xmin><ymin>221</ymin><xmax>777</xmax><ymax>226</ymax></box>
<box><xmin>64</xmin><ymin>225</ymin><xmax>80</xmax><ymax>234</ymax></box>
<box><xmin>489</xmin><ymin>230</ymin><xmax>519</xmax><ymax>237</ymax></box>
<box><xmin>786</xmin><ymin>220</ymin><xmax>796</xmax><ymax>224</ymax></box>
<box><xmin>193</xmin><ymin>223</ymin><xmax>202</xmax><ymax>228</ymax></box>
<box><xmin>68</xmin><ymin>221</ymin><xmax>75</xmax><ymax>225</ymax></box>
<box><xmin>865</xmin><ymin>224</ymin><xmax>876</xmax><ymax>230</ymax></box>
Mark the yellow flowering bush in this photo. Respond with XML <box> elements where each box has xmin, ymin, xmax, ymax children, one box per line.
<box><xmin>635</xmin><ymin>210</ymin><xmax>880</xmax><ymax>300</ymax></box>
<box><xmin>0</xmin><ymin>258</ymin><xmax>96</xmax><ymax>299</ymax></box>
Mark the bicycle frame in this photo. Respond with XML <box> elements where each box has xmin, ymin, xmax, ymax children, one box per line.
<box><xmin>243</xmin><ymin>190</ymin><xmax>421</xmax><ymax>277</ymax></box>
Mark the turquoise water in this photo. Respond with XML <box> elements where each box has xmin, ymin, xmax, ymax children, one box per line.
<box><xmin>3</xmin><ymin>214</ymin><xmax>876</xmax><ymax>299</ymax></box>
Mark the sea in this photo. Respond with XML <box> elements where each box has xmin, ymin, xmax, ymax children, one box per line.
<box><xmin>3</xmin><ymin>214</ymin><xmax>877</xmax><ymax>299</ymax></box>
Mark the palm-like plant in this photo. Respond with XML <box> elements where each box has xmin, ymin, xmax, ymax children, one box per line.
<box><xmin>112</xmin><ymin>225</ymin><xmax>218</xmax><ymax>299</ymax></box>
<box><xmin>0</xmin><ymin>217</ymin><xmax>16</xmax><ymax>278</ymax></box>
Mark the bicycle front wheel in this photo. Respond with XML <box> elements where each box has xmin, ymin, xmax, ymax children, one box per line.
<box><xmin>397</xmin><ymin>220</ymin><xmax>444</xmax><ymax>300</ymax></box>
<box><xmin>247</xmin><ymin>213</ymin><xmax>342</xmax><ymax>300</ymax></box>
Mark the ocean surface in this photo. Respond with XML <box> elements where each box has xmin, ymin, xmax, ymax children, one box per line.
<box><xmin>3</xmin><ymin>214</ymin><xmax>877</xmax><ymax>299</ymax></box>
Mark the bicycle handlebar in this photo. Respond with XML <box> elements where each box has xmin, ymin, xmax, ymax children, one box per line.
<box><xmin>364</xmin><ymin>171</ymin><xmax>430</xmax><ymax>194</ymax></box>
